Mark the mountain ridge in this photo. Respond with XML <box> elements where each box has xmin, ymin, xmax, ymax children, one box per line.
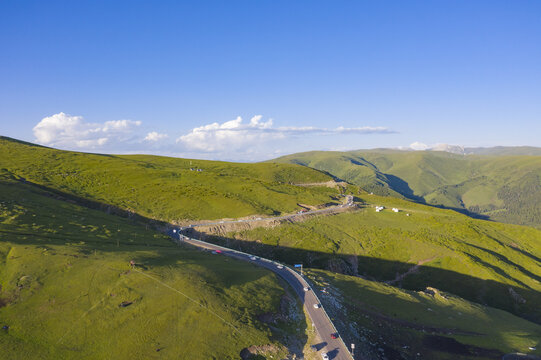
<box><xmin>273</xmin><ymin>149</ymin><xmax>541</xmax><ymax>228</ymax></box>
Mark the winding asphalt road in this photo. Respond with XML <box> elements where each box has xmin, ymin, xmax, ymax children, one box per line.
<box><xmin>169</xmin><ymin>225</ymin><xmax>355</xmax><ymax>360</ymax></box>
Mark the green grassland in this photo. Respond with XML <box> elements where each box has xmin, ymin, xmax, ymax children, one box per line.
<box><xmin>273</xmin><ymin>149</ymin><xmax>541</xmax><ymax>228</ymax></box>
<box><xmin>220</xmin><ymin>194</ymin><xmax>541</xmax><ymax>325</ymax></box>
<box><xmin>306</xmin><ymin>269</ymin><xmax>541</xmax><ymax>359</ymax></box>
<box><xmin>0</xmin><ymin>137</ymin><xmax>339</xmax><ymax>222</ymax></box>
<box><xmin>4</xmin><ymin>136</ymin><xmax>541</xmax><ymax>359</ymax></box>
<box><xmin>0</xmin><ymin>172</ymin><xmax>307</xmax><ymax>359</ymax></box>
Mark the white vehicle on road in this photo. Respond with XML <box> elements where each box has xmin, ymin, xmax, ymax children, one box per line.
<box><xmin>250</xmin><ymin>256</ymin><xmax>257</xmax><ymax>261</ymax></box>
<box><xmin>303</xmin><ymin>287</ymin><xmax>310</xmax><ymax>292</ymax></box>
<box><xmin>276</xmin><ymin>264</ymin><xmax>284</xmax><ymax>269</ymax></box>
<box><xmin>313</xmin><ymin>303</ymin><xmax>321</xmax><ymax>309</ymax></box>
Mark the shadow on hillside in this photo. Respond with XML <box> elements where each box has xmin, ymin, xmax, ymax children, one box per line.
<box><xmin>383</xmin><ymin>175</ymin><xmax>492</xmax><ymax>221</ymax></box>
<box><xmin>179</xmin><ymin>229</ymin><xmax>541</xmax><ymax>359</ymax></box>
<box><xmin>359</xmin><ymin>172</ymin><xmax>493</xmax><ymax>221</ymax></box>
<box><xmin>182</xmin><ymin>228</ymin><xmax>541</xmax><ymax>326</ymax></box>
<box><xmin>5</xmin><ymin>178</ymin><xmax>540</xmax><ymax>357</ymax></box>
<box><xmin>1</xmin><ymin>180</ymin><xmax>311</xmax><ymax>357</ymax></box>
<box><xmin>431</xmin><ymin>203</ymin><xmax>492</xmax><ymax>221</ymax></box>
<box><xmin>6</xmin><ymin>179</ymin><xmax>538</xmax><ymax>320</ymax></box>
<box><xmin>17</xmin><ymin>178</ymin><xmax>169</xmax><ymax>226</ymax></box>
<box><xmin>384</xmin><ymin>174</ymin><xmax>425</xmax><ymax>203</ymax></box>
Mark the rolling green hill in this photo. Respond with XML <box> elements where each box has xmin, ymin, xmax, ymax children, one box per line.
<box><xmin>0</xmin><ymin>136</ymin><xmax>339</xmax><ymax>222</ymax></box>
<box><xmin>273</xmin><ymin>149</ymin><xmax>541</xmax><ymax>227</ymax></box>
<box><xmin>0</xmin><ymin>170</ymin><xmax>310</xmax><ymax>359</ymax></box>
<box><xmin>207</xmin><ymin>194</ymin><xmax>541</xmax><ymax>326</ymax></box>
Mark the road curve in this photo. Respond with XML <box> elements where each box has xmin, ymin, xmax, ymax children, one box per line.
<box><xmin>168</xmin><ymin>230</ymin><xmax>354</xmax><ymax>360</ymax></box>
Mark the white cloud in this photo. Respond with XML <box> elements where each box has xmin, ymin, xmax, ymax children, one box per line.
<box><xmin>177</xmin><ymin>115</ymin><xmax>276</xmax><ymax>152</ymax></box>
<box><xmin>177</xmin><ymin>115</ymin><xmax>393</xmax><ymax>152</ymax></box>
<box><xmin>76</xmin><ymin>138</ymin><xmax>109</xmax><ymax>148</ymax></box>
<box><xmin>409</xmin><ymin>141</ymin><xmax>429</xmax><ymax>150</ymax></box>
<box><xmin>144</xmin><ymin>131</ymin><xmax>169</xmax><ymax>142</ymax></box>
<box><xmin>102</xmin><ymin>119</ymin><xmax>141</xmax><ymax>132</ymax></box>
<box><xmin>33</xmin><ymin>112</ymin><xmax>141</xmax><ymax>149</ymax></box>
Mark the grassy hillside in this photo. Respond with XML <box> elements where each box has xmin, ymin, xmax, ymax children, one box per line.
<box><xmin>0</xmin><ymin>171</ymin><xmax>309</xmax><ymax>359</ymax></box>
<box><xmin>306</xmin><ymin>268</ymin><xmax>541</xmax><ymax>359</ymax></box>
<box><xmin>207</xmin><ymin>195</ymin><xmax>541</xmax><ymax>325</ymax></box>
<box><xmin>0</xmin><ymin>136</ymin><xmax>339</xmax><ymax>221</ymax></box>
<box><xmin>273</xmin><ymin>150</ymin><xmax>541</xmax><ymax>227</ymax></box>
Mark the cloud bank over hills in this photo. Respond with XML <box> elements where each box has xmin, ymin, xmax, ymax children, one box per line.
<box><xmin>31</xmin><ymin>112</ymin><xmax>395</xmax><ymax>160</ymax></box>
<box><xmin>176</xmin><ymin>115</ymin><xmax>393</xmax><ymax>152</ymax></box>
<box><xmin>31</xmin><ymin>112</ymin><xmax>540</xmax><ymax>160</ymax></box>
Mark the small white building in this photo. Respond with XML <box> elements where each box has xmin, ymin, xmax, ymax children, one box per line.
<box><xmin>375</xmin><ymin>206</ymin><xmax>384</xmax><ymax>212</ymax></box>
<box><xmin>392</xmin><ymin>208</ymin><xmax>399</xmax><ymax>213</ymax></box>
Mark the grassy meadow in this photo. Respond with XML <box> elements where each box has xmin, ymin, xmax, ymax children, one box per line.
<box><xmin>0</xmin><ymin>137</ymin><xmax>339</xmax><ymax>222</ymax></box>
<box><xmin>220</xmin><ymin>194</ymin><xmax>541</xmax><ymax>325</ymax></box>
<box><xmin>0</xmin><ymin>172</ymin><xmax>306</xmax><ymax>359</ymax></box>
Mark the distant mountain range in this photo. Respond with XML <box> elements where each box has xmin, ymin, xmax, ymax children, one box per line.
<box><xmin>394</xmin><ymin>144</ymin><xmax>541</xmax><ymax>156</ymax></box>
<box><xmin>272</xmin><ymin>146</ymin><xmax>541</xmax><ymax>228</ymax></box>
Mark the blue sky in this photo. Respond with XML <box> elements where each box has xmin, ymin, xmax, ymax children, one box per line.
<box><xmin>1</xmin><ymin>0</ymin><xmax>540</xmax><ymax>160</ymax></box>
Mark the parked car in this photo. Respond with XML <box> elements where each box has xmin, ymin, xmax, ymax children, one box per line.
<box><xmin>250</xmin><ymin>256</ymin><xmax>257</xmax><ymax>261</ymax></box>
<box><xmin>303</xmin><ymin>287</ymin><xmax>310</xmax><ymax>292</ymax></box>
<box><xmin>313</xmin><ymin>303</ymin><xmax>321</xmax><ymax>309</ymax></box>
<box><xmin>277</xmin><ymin>264</ymin><xmax>284</xmax><ymax>269</ymax></box>
<box><xmin>322</xmin><ymin>353</ymin><xmax>329</xmax><ymax>360</ymax></box>
<box><xmin>330</xmin><ymin>333</ymin><xmax>338</xmax><ymax>339</ymax></box>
